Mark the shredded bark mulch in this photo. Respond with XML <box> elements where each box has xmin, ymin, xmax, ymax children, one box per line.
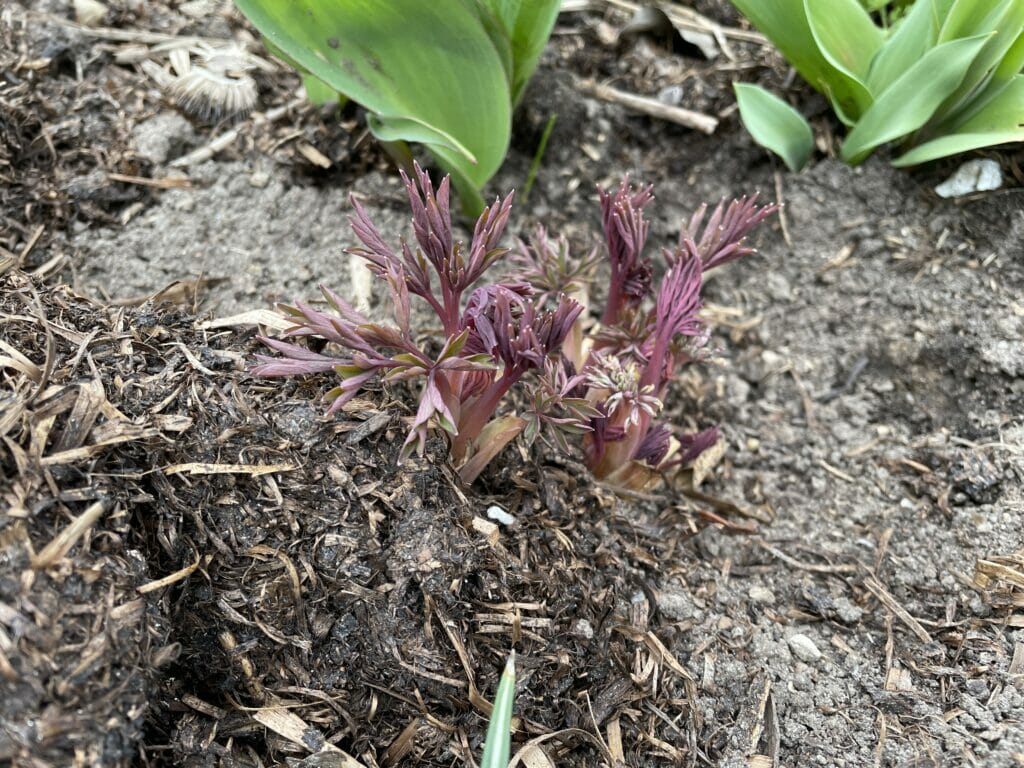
<box><xmin>2</xmin><ymin>269</ymin><xmax>740</xmax><ymax>766</ymax></box>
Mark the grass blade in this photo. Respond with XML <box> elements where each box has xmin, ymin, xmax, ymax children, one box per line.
<box><xmin>481</xmin><ymin>652</ymin><xmax>516</xmax><ymax>768</ymax></box>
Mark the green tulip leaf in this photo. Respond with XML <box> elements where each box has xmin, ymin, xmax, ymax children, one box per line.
<box><xmin>840</xmin><ymin>33</ymin><xmax>991</xmax><ymax>163</ymax></box>
<box><xmin>867</xmin><ymin>0</ymin><xmax>944</xmax><ymax>93</ymax></box>
<box><xmin>234</xmin><ymin>0</ymin><xmax>512</xmax><ymax>197</ymax></box>
<box><xmin>734</xmin><ymin>83</ymin><xmax>814</xmax><ymax>171</ymax></box>
<box><xmin>892</xmin><ymin>75</ymin><xmax>1024</xmax><ymax>164</ymax></box>
<box><xmin>805</xmin><ymin>0</ymin><xmax>884</xmax><ymax>85</ymax></box>
<box><xmin>729</xmin><ymin>0</ymin><xmax>870</xmax><ymax>120</ymax></box>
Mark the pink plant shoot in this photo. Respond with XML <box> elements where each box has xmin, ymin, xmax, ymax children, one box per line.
<box><xmin>254</xmin><ymin>164</ymin><xmax>776</xmax><ymax>488</ymax></box>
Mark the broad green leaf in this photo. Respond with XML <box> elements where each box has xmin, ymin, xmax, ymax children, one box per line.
<box><xmin>476</xmin><ymin>1</ymin><xmax>559</xmax><ymax>104</ymax></box>
<box><xmin>263</xmin><ymin>38</ymin><xmax>344</xmax><ymax>106</ymax></box>
<box><xmin>933</xmin><ymin>0</ymin><xmax>1024</xmax><ymax>122</ymax></box>
<box><xmin>867</xmin><ymin>0</ymin><xmax>943</xmax><ymax>93</ymax></box>
<box><xmin>729</xmin><ymin>0</ymin><xmax>869</xmax><ymax>119</ymax></box>
<box><xmin>994</xmin><ymin>30</ymin><xmax>1024</xmax><ymax>81</ymax></box>
<box><xmin>893</xmin><ymin>75</ymin><xmax>1024</xmax><ymax>164</ymax></box>
<box><xmin>474</xmin><ymin>2</ymin><xmax>515</xmax><ymax>89</ymax></box>
<box><xmin>734</xmin><ymin>83</ymin><xmax>814</xmax><ymax>171</ymax></box>
<box><xmin>234</xmin><ymin>0</ymin><xmax>512</xmax><ymax>200</ymax></box>
<box><xmin>302</xmin><ymin>73</ymin><xmax>342</xmax><ymax>105</ymax></box>
<box><xmin>480</xmin><ymin>653</ymin><xmax>516</xmax><ymax>768</ymax></box>
<box><xmin>939</xmin><ymin>0</ymin><xmax>1006</xmax><ymax>42</ymax></box>
<box><xmin>840</xmin><ymin>34</ymin><xmax>991</xmax><ymax>163</ymax></box>
<box><xmin>507</xmin><ymin>0</ymin><xmax>561</xmax><ymax>104</ymax></box>
<box><xmin>366</xmin><ymin>115</ymin><xmax>478</xmax><ymax>165</ymax></box>
<box><xmin>481</xmin><ymin>0</ymin><xmax>520</xmax><ymax>32</ymax></box>
<box><xmin>805</xmin><ymin>0</ymin><xmax>884</xmax><ymax>85</ymax></box>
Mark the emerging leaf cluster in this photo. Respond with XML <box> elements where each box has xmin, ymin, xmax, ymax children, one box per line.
<box><xmin>254</xmin><ymin>165</ymin><xmax>776</xmax><ymax>488</ymax></box>
<box><xmin>233</xmin><ymin>0</ymin><xmax>560</xmax><ymax>215</ymax></box>
<box><xmin>732</xmin><ymin>0</ymin><xmax>1024</xmax><ymax>169</ymax></box>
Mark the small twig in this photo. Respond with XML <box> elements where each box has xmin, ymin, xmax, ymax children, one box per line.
<box><xmin>818</xmin><ymin>355</ymin><xmax>869</xmax><ymax>403</ymax></box>
<box><xmin>773</xmin><ymin>173</ymin><xmax>791</xmax><ymax>247</ymax></box>
<box><xmin>862</xmin><ymin>574</ymin><xmax>932</xmax><ymax>643</ymax></box>
<box><xmin>32</xmin><ymin>500</ymin><xmax>108</xmax><ymax>568</ymax></box>
<box><xmin>757</xmin><ymin>540</ymin><xmax>858</xmax><ymax>574</ymax></box>
<box><xmin>578</xmin><ymin>79</ymin><xmax>718</xmax><ymax>134</ymax></box>
<box><xmin>788</xmin><ymin>369</ymin><xmax>816</xmax><ymax>429</ymax></box>
<box><xmin>17</xmin><ymin>225</ymin><xmax>44</xmax><ymax>267</ymax></box>
<box><xmin>818</xmin><ymin>459</ymin><xmax>856</xmax><ymax>484</ymax></box>
<box><xmin>108</xmin><ymin>173</ymin><xmax>191</xmax><ymax>189</ymax></box>
<box><xmin>599</xmin><ymin>0</ymin><xmax>767</xmax><ymax>47</ymax></box>
<box><xmin>170</xmin><ymin>97</ymin><xmax>304</xmax><ymax>167</ymax></box>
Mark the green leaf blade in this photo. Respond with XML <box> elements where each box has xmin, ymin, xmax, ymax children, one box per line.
<box><xmin>480</xmin><ymin>653</ymin><xmax>516</xmax><ymax>768</ymax></box>
<box><xmin>840</xmin><ymin>33</ymin><xmax>991</xmax><ymax>163</ymax></box>
<box><xmin>734</xmin><ymin>83</ymin><xmax>814</xmax><ymax>171</ymax></box>
<box><xmin>805</xmin><ymin>0</ymin><xmax>884</xmax><ymax>85</ymax></box>
<box><xmin>234</xmin><ymin>0</ymin><xmax>512</xmax><ymax>192</ymax></box>
<box><xmin>866</xmin><ymin>0</ymin><xmax>943</xmax><ymax>93</ymax></box>
<box><xmin>893</xmin><ymin>75</ymin><xmax>1024</xmax><ymax>164</ymax></box>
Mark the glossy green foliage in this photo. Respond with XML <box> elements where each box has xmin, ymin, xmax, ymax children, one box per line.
<box><xmin>731</xmin><ymin>0</ymin><xmax>1024</xmax><ymax>169</ymax></box>
<box><xmin>235</xmin><ymin>0</ymin><xmax>558</xmax><ymax>213</ymax></box>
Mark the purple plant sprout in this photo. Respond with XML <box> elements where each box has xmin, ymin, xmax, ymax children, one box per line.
<box><xmin>253</xmin><ymin>163</ymin><xmax>776</xmax><ymax>489</ymax></box>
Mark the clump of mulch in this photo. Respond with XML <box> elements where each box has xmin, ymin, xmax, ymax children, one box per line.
<box><xmin>2</xmin><ymin>269</ymin><xmax>746</xmax><ymax>767</ymax></box>
<box><xmin>0</xmin><ymin>271</ymin><xmax>174</xmax><ymax>764</ymax></box>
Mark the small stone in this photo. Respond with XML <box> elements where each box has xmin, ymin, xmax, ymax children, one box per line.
<box><xmin>485</xmin><ymin>505</ymin><xmax>516</xmax><ymax>526</ymax></box>
<box><xmin>746</xmin><ymin>437</ymin><xmax>760</xmax><ymax>452</ymax></box>
<box><xmin>760</xmin><ymin>349</ymin><xmax>785</xmax><ymax>369</ymax></box>
<box><xmin>572</xmin><ymin>619</ymin><xmax>594</xmax><ymax>640</ymax></box>
<box><xmin>965</xmin><ymin>679</ymin><xmax>989</xmax><ymax>699</ymax></box>
<box><xmin>171</xmin><ymin>193</ymin><xmax>195</xmax><ymax>212</ymax></box>
<box><xmin>74</xmin><ymin>0</ymin><xmax>107</xmax><ymax>26</ymax></box>
<box><xmin>788</xmin><ymin>633</ymin><xmax>822</xmax><ymax>662</ymax></box>
<box><xmin>249</xmin><ymin>170</ymin><xmax>271</xmax><ymax>188</ymax></box>
<box><xmin>934</xmin><ymin>159</ymin><xmax>1003</xmax><ymax>198</ymax></box>
<box><xmin>657</xmin><ymin>586</ymin><xmax>696</xmax><ymax>621</ymax></box>
<box><xmin>657</xmin><ymin>85</ymin><xmax>684</xmax><ymax>106</ymax></box>
<box><xmin>748</xmin><ymin>585</ymin><xmax>774</xmax><ymax>604</ymax></box>
<box><xmin>833</xmin><ymin>597</ymin><xmax>863</xmax><ymax>624</ymax></box>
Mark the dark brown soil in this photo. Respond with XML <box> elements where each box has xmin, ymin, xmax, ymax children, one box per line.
<box><xmin>2</xmin><ymin>2</ymin><xmax>1023</xmax><ymax>768</ymax></box>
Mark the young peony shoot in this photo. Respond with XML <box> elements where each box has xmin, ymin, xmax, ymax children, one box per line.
<box><xmin>254</xmin><ymin>164</ymin><xmax>776</xmax><ymax>487</ymax></box>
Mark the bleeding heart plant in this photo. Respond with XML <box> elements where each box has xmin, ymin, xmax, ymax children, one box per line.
<box><xmin>253</xmin><ymin>164</ymin><xmax>776</xmax><ymax>488</ymax></box>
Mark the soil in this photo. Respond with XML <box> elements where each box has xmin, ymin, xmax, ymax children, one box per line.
<box><xmin>2</xmin><ymin>3</ymin><xmax>1023</xmax><ymax>768</ymax></box>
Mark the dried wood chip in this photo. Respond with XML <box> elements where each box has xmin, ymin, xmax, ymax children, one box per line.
<box><xmin>252</xmin><ymin>706</ymin><xmax>364</xmax><ymax>765</ymax></box>
<box><xmin>381</xmin><ymin>717</ymin><xmax>419</xmax><ymax>766</ymax></box>
<box><xmin>297</xmin><ymin>142</ymin><xmax>332</xmax><ymax>168</ymax></box>
<box><xmin>862</xmin><ymin>575</ymin><xmax>932</xmax><ymax>643</ymax></box>
<box><xmin>1010</xmin><ymin>643</ymin><xmax>1024</xmax><ymax>675</ymax></box>
<box><xmin>578</xmin><ymin>79</ymin><xmax>718</xmax><ymax>134</ymax></box>
<box><xmin>32</xmin><ymin>499</ymin><xmax>107</xmax><ymax>567</ymax></box>
<box><xmin>164</xmin><ymin>462</ymin><xmax>296</xmax><ymax>477</ymax></box>
<box><xmin>138</xmin><ymin>552</ymin><xmax>204</xmax><ymax>594</ymax></box>
<box><xmin>40</xmin><ymin>425</ymin><xmax>163</xmax><ymax>465</ymax></box>
<box><xmin>471</xmin><ymin>516</ymin><xmax>500</xmax><ymax>546</ymax></box>
<box><xmin>975</xmin><ymin>558</ymin><xmax>1024</xmax><ymax>590</ymax></box>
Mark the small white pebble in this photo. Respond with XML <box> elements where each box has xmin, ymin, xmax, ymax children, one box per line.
<box><xmin>788</xmin><ymin>633</ymin><xmax>823</xmax><ymax>662</ymax></box>
<box><xmin>934</xmin><ymin>159</ymin><xmax>1002</xmax><ymax>198</ymax></box>
<box><xmin>572</xmin><ymin>619</ymin><xmax>594</xmax><ymax>640</ymax></box>
<box><xmin>486</xmin><ymin>505</ymin><xmax>516</xmax><ymax>526</ymax></box>
<box><xmin>748</xmin><ymin>585</ymin><xmax>775</xmax><ymax>604</ymax></box>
